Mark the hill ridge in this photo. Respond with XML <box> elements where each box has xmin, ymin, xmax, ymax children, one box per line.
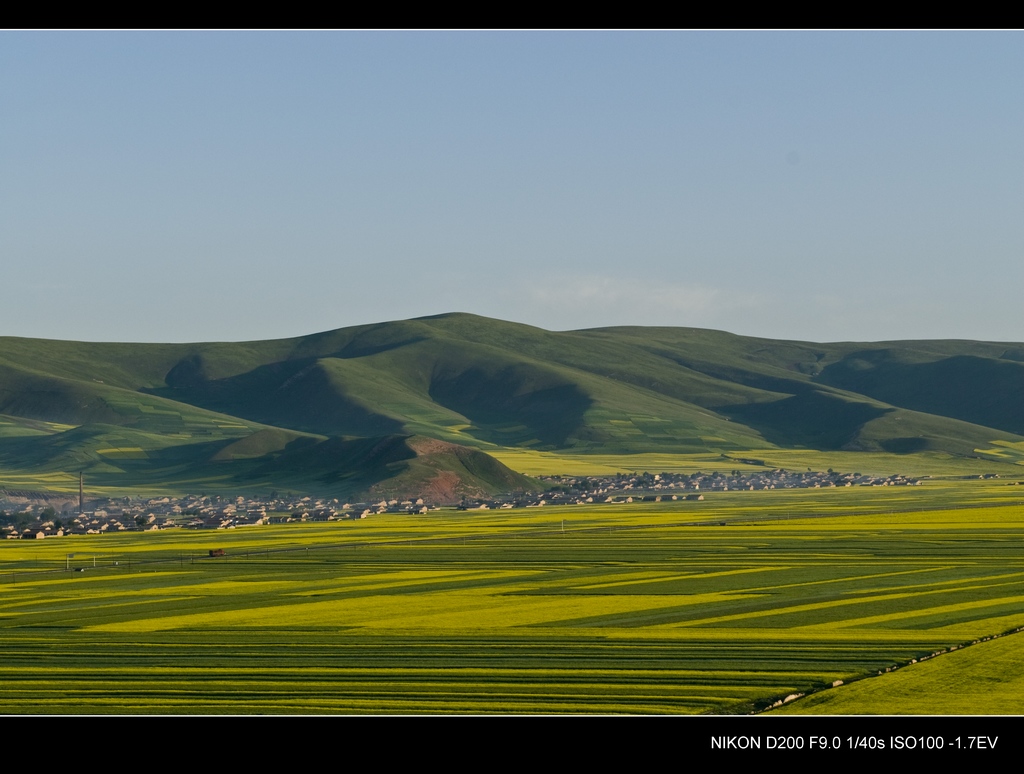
<box><xmin>1</xmin><ymin>313</ymin><xmax>1022</xmax><ymax>496</ymax></box>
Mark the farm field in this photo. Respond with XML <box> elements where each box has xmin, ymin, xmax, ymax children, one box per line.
<box><xmin>3</xmin><ymin>481</ymin><xmax>1024</xmax><ymax>714</ymax></box>
<box><xmin>771</xmin><ymin>625</ymin><xmax>1024</xmax><ymax>715</ymax></box>
<box><xmin>489</xmin><ymin>447</ymin><xmax>1024</xmax><ymax>479</ymax></box>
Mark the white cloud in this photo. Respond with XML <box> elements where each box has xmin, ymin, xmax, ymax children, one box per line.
<box><xmin>503</xmin><ymin>274</ymin><xmax>765</xmax><ymax>331</ymax></box>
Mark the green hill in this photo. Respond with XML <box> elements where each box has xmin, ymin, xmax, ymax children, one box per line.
<box><xmin>1</xmin><ymin>313</ymin><xmax>1023</xmax><ymax>496</ymax></box>
<box><xmin>242</xmin><ymin>434</ymin><xmax>538</xmax><ymax>502</ymax></box>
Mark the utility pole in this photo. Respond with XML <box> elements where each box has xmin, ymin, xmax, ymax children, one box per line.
<box><xmin>79</xmin><ymin>472</ymin><xmax>84</xmax><ymax>514</ymax></box>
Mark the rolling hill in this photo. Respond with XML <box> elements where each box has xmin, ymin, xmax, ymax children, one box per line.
<box><xmin>1</xmin><ymin>313</ymin><xmax>1022</xmax><ymax>497</ymax></box>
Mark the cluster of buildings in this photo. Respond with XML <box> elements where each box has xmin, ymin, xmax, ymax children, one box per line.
<box><xmin>0</xmin><ymin>493</ymin><xmax>441</xmax><ymax>539</ymax></box>
<box><xmin>453</xmin><ymin>468</ymin><xmax>923</xmax><ymax>510</ymax></box>
<box><xmin>0</xmin><ymin>468</ymin><xmax>924</xmax><ymax>538</ymax></box>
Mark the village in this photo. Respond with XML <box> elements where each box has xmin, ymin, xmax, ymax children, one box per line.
<box><xmin>0</xmin><ymin>467</ymin><xmax>935</xmax><ymax>540</ymax></box>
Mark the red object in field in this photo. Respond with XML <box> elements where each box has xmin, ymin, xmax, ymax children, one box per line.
<box><xmin>208</xmin><ymin>548</ymin><xmax>226</xmax><ymax>557</ymax></box>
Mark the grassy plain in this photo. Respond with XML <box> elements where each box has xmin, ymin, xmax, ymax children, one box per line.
<box><xmin>489</xmin><ymin>447</ymin><xmax>1024</xmax><ymax>478</ymax></box>
<box><xmin>3</xmin><ymin>480</ymin><xmax>1024</xmax><ymax>714</ymax></box>
<box><xmin>771</xmin><ymin>630</ymin><xmax>1024</xmax><ymax>715</ymax></box>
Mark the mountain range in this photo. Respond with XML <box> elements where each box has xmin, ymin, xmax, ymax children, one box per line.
<box><xmin>1</xmin><ymin>313</ymin><xmax>1022</xmax><ymax>499</ymax></box>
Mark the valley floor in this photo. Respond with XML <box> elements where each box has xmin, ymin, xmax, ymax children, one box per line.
<box><xmin>2</xmin><ymin>482</ymin><xmax>1024</xmax><ymax>714</ymax></box>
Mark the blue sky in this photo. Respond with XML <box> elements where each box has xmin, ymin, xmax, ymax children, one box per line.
<box><xmin>2</xmin><ymin>31</ymin><xmax>1022</xmax><ymax>343</ymax></box>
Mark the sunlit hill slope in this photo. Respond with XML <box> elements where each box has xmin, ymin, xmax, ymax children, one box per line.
<box><xmin>1</xmin><ymin>313</ymin><xmax>1022</xmax><ymax>497</ymax></box>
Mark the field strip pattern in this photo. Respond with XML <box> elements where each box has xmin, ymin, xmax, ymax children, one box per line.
<box><xmin>3</xmin><ymin>498</ymin><xmax>1024</xmax><ymax>713</ymax></box>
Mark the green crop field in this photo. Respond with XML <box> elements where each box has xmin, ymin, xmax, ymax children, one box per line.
<box><xmin>489</xmin><ymin>447</ymin><xmax>1024</xmax><ymax>478</ymax></box>
<box><xmin>770</xmin><ymin>630</ymin><xmax>1024</xmax><ymax>715</ymax></box>
<box><xmin>3</xmin><ymin>480</ymin><xmax>1024</xmax><ymax>714</ymax></box>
